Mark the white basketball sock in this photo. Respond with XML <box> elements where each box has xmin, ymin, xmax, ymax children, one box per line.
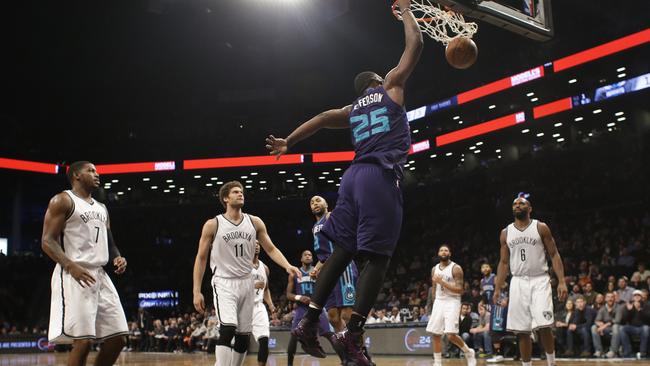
<box><xmin>231</xmin><ymin>350</ymin><xmax>247</xmax><ymax>366</ymax></box>
<box><xmin>215</xmin><ymin>345</ymin><xmax>232</xmax><ymax>366</ymax></box>
<box><xmin>546</xmin><ymin>352</ymin><xmax>556</xmax><ymax>365</ymax></box>
<box><xmin>522</xmin><ymin>361</ymin><xmax>532</xmax><ymax>366</ymax></box>
<box><xmin>434</xmin><ymin>352</ymin><xmax>442</xmax><ymax>361</ymax></box>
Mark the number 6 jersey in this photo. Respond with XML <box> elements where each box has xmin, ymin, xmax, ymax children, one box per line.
<box><xmin>506</xmin><ymin>219</ymin><xmax>548</xmax><ymax>277</ymax></box>
<box><xmin>211</xmin><ymin>214</ymin><xmax>257</xmax><ymax>278</ymax></box>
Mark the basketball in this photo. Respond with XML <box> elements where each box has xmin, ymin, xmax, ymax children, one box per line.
<box><xmin>445</xmin><ymin>36</ymin><xmax>478</xmax><ymax>69</ymax></box>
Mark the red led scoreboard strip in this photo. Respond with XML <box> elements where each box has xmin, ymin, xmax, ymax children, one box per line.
<box><xmin>436</xmin><ymin>112</ymin><xmax>526</xmax><ymax>147</ymax></box>
<box><xmin>533</xmin><ymin>97</ymin><xmax>573</xmax><ymax>119</ymax></box>
<box><xmin>184</xmin><ymin>154</ymin><xmax>304</xmax><ymax>170</ymax></box>
<box><xmin>95</xmin><ymin>161</ymin><xmax>176</xmax><ymax>174</ymax></box>
<box><xmin>0</xmin><ymin>157</ymin><xmax>59</xmax><ymax>174</ymax></box>
<box><xmin>456</xmin><ymin>66</ymin><xmax>545</xmax><ymax>105</ymax></box>
<box><xmin>312</xmin><ymin>140</ymin><xmax>431</xmax><ymax>163</ymax></box>
<box><xmin>554</xmin><ymin>28</ymin><xmax>650</xmax><ymax>72</ymax></box>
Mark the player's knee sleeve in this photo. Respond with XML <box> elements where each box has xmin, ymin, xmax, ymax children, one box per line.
<box><xmin>354</xmin><ymin>253</ymin><xmax>391</xmax><ymax>315</ymax></box>
<box><xmin>217</xmin><ymin>325</ymin><xmax>236</xmax><ymax>346</ymax></box>
<box><xmin>257</xmin><ymin>337</ymin><xmax>269</xmax><ymax>362</ymax></box>
<box><xmin>233</xmin><ymin>334</ymin><xmax>249</xmax><ymax>353</ymax></box>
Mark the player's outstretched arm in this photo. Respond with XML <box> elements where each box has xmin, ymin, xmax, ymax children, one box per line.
<box><xmin>384</xmin><ymin>0</ymin><xmax>424</xmax><ymax>106</ymax></box>
<box><xmin>265</xmin><ymin>105</ymin><xmax>352</xmax><ymax>158</ymax></box>
<box><xmin>251</xmin><ymin>215</ymin><xmax>302</xmax><ymax>278</ymax></box>
<box><xmin>493</xmin><ymin>229</ymin><xmax>510</xmax><ymax>304</ymax></box>
<box><xmin>539</xmin><ymin>221</ymin><xmax>568</xmax><ymax>301</ymax></box>
<box><xmin>193</xmin><ymin>218</ymin><xmax>216</xmax><ymax>314</ymax></box>
<box><xmin>42</xmin><ymin>193</ymin><xmax>96</xmax><ymax>288</ymax></box>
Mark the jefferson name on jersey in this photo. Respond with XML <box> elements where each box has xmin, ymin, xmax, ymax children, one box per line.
<box><xmin>353</xmin><ymin>92</ymin><xmax>384</xmax><ymax>110</ymax></box>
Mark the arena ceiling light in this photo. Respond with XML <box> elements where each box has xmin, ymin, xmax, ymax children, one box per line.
<box><xmin>618</xmin><ymin>73</ymin><xmax>626</xmax><ymax>78</ymax></box>
<box><xmin>618</xmin><ymin>117</ymin><xmax>626</xmax><ymax>121</ymax></box>
<box><xmin>430</xmin><ymin>154</ymin><xmax>437</xmax><ymax>158</ymax></box>
<box><xmin>142</xmin><ymin>177</ymin><xmax>150</xmax><ymax>181</ymax></box>
<box><xmin>194</xmin><ymin>175</ymin><xmax>201</xmax><ymax>179</ymax></box>
<box><xmin>593</xmin><ymin>109</ymin><xmax>602</xmax><ymax>114</ymax></box>
<box><xmin>278</xmin><ymin>171</ymin><xmax>286</xmax><ymax>174</ymax></box>
<box><xmin>211</xmin><ymin>177</ymin><xmax>218</xmax><ymax>181</ymax></box>
<box><xmin>557</xmin><ymin>138</ymin><xmax>565</xmax><ymax>142</ymax></box>
<box><xmin>474</xmin><ymin>150</ymin><xmax>481</xmax><ymax>153</ymax></box>
<box><xmin>530</xmin><ymin>97</ymin><xmax>539</xmax><ymax>102</ymax></box>
<box><xmin>250</xmin><ymin>172</ymin><xmax>258</xmax><ymax>176</ymax></box>
<box><xmin>334</xmin><ymin>168</ymin><xmax>342</xmax><ymax>171</ymax></box>
<box><xmin>259</xmin><ymin>180</ymin><xmax>267</xmax><ymax>184</ymax></box>
<box><xmin>151</xmin><ymin>186</ymin><xmax>158</xmax><ymax>190</ymax></box>
<box><xmin>575</xmin><ymin>117</ymin><xmax>584</xmax><ymax>122</ymax></box>
<box><xmin>568</xmin><ymin>79</ymin><xmax>577</xmax><ymax>84</ymax></box>
<box><xmin>554</xmin><ymin>122</ymin><xmax>563</xmax><ymax>127</ymax></box>
<box><xmin>522</xmin><ymin>129</ymin><xmax>530</xmax><ymax>134</ymax></box>
<box><xmin>165</xmin><ymin>179</ymin><xmax>173</xmax><ymax>183</ymax></box>
<box><xmin>617</xmin><ymin>67</ymin><xmax>626</xmax><ymax>72</ymax></box>
<box><xmin>526</xmin><ymin>92</ymin><xmax>535</xmax><ymax>97</ymax></box>
<box><xmin>495</xmin><ymin>149</ymin><xmax>501</xmax><ymax>153</ymax></box>
<box><xmin>615</xmin><ymin>111</ymin><xmax>624</xmax><ymax>116</ymax></box>
<box><xmin>489</xmin><ymin>105</ymin><xmax>496</xmax><ymax>109</ymax></box>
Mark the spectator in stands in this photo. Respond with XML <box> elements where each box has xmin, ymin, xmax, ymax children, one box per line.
<box><xmin>375</xmin><ymin>309</ymin><xmax>390</xmax><ymax>323</ymax></box>
<box><xmin>591</xmin><ymin>292</ymin><xmax>620</xmax><ymax>358</ymax></box>
<box><xmin>582</xmin><ymin>283</ymin><xmax>599</xmax><ymax>306</ymax></box>
<box><xmin>366</xmin><ymin>308</ymin><xmax>378</xmax><ymax>324</ymax></box>
<box><xmin>555</xmin><ymin>299</ymin><xmax>574</xmax><ymax>353</ymax></box>
<box><xmin>136</xmin><ymin>307</ymin><xmax>153</xmax><ymax>351</ymax></box>
<box><xmin>592</xmin><ymin>293</ymin><xmax>605</xmax><ymax>311</ymax></box>
<box><xmin>165</xmin><ymin>319</ymin><xmax>181</xmax><ymax>352</ymax></box>
<box><xmin>616</xmin><ymin>248</ymin><xmax>635</xmax><ymax>270</ymax></box>
<box><xmin>189</xmin><ymin>320</ymin><xmax>207</xmax><ymax>352</ymax></box>
<box><xmin>459</xmin><ymin>303</ymin><xmax>473</xmax><ymax>348</ymax></box>
<box><xmin>270</xmin><ymin>311</ymin><xmax>282</xmax><ymax>327</ymax></box>
<box><xmin>387</xmin><ymin>306</ymin><xmax>401</xmax><ymax>323</ymax></box>
<box><xmin>152</xmin><ymin>319</ymin><xmax>166</xmax><ymax>351</ymax></box>
<box><xmin>387</xmin><ymin>295</ymin><xmax>401</xmax><ymax>309</ymax></box>
<box><xmin>618</xmin><ymin>277</ymin><xmax>635</xmax><ymax>304</ymax></box>
<box><xmin>470</xmin><ymin>302</ymin><xmax>492</xmax><ymax>357</ymax></box>
<box><xmin>631</xmin><ymin>273</ymin><xmax>645</xmax><ymax>292</ymax></box>
<box><xmin>565</xmin><ymin>296</ymin><xmax>596</xmax><ymax>357</ymax></box>
<box><xmin>619</xmin><ymin>290</ymin><xmax>650</xmax><ymax>358</ymax></box>
<box><xmin>569</xmin><ymin>284</ymin><xmax>583</xmax><ymax>302</ymax></box>
<box><xmin>407</xmin><ymin>306</ymin><xmax>421</xmax><ymax>322</ymax></box>
<box><xmin>635</xmin><ymin>263</ymin><xmax>650</xmax><ymax>282</ymax></box>
<box><xmin>127</xmin><ymin>322</ymin><xmax>141</xmax><ymax>352</ymax></box>
<box><xmin>203</xmin><ymin>319</ymin><xmax>219</xmax><ymax>352</ymax></box>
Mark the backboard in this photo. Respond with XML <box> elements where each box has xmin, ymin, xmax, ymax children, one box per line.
<box><xmin>434</xmin><ymin>0</ymin><xmax>554</xmax><ymax>41</ymax></box>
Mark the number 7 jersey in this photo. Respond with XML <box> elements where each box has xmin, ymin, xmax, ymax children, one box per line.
<box><xmin>349</xmin><ymin>85</ymin><xmax>411</xmax><ymax>180</ymax></box>
<box><xmin>505</xmin><ymin>219</ymin><xmax>548</xmax><ymax>277</ymax></box>
<box><xmin>211</xmin><ymin>214</ymin><xmax>257</xmax><ymax>279</ymax></box>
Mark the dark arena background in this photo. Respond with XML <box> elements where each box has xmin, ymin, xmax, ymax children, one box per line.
<box><xmin>2</xmin><ymin>0</ymin><xmax>650</xmax><ymax>365</ymax></box>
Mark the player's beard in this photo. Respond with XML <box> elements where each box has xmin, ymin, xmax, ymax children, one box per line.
<box><xmin>513</xmin><ymin>210</ymin><xmax>528</xmax><ymax>220</ymax></box>
<box><xmin>439</xmin><ymin>255</ymin><xmax>450</xmax><ymax>262</ymax></box>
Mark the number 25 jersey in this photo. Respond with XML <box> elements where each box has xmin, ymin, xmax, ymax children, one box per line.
<box><xmin>349</xmin><ymin>86</ymin><xmax>411</xmax><ymax>180</ymax></box>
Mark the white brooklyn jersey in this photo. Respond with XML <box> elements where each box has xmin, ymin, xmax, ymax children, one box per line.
<box><xmin>251</xmin><ymin>260</ymin><xmax>268</xmax><ymax>304</ymax></box>
<box><xmin>506</xmin><ymin>219</ymin><xmax>548</xmax><ymax>277</ymax></box>
<box><xmin>210</xmin><ymin>214</ymin><xmax>257</xmax><ymax>278</ymax></box>
<box><xmin>434</xmin><ymin>261</ymin><xmax>461</xmax><ymax>301</ymax></box>
<box><xmin>62</xmin><ymin>190</ymin><xmax>109</xmax><ymax>267</ymax></box>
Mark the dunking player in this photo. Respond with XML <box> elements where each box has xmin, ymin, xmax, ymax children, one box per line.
<box><xmin>42</xmin><ymin>161</ymin><xmax>128</xmax><ymax>366</ymax></box>
<box><xmin>193</xmin><ymin>181</ymin><xmax>301</xmax><ymax>366</ymax></box>
<box><xmin>426</xmin><ymin>244</ymin><xmax>476</xmax><ymax>366</ymax></box>
<box><xmin>309</xmin><ymin>196</ymin><xmax>358</xmax><ymax>331</ymax></box>
<box><xmin>286</xmin><ymin>250</ymin><xmax>345</xmax><ymax>366</ymax></box>
<box><xmin>494</xmin><ymin>195</ymin><xmax>568</xmax><ymax>366</ymax></box>
<box><xmin>265</xmin><ymin>0</ymin><xmax>422</xmax><ymax>362</ymax></box>
<box><xmin>251</xmin><ymin>241</ymin><xmax>276</xmax><ymax>366</ymax></box>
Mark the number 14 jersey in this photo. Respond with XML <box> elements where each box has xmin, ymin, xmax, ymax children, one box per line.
<box><xmin>211</xmin><ymin>214</ymin><xmax>257</xmax><ymax>278</ymax></box>
<box><xmin>506</xmin><ymin>219</ymin><xmax>548</xmax><ymax>277</ymax></box>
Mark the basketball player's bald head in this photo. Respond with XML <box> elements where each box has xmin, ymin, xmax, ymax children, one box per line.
<box><xmin>300</xmin><ymin>250</ymin><xmax>313</xmax><ymax>266</ymax></box>
<box><xmin>512</xmin><ymin>197</ymin><xmax>532</xmax><ymax>220</ymax></box>
<box><xmin>310</xmin><ymin>195</ymin><xmax>328</xmax><ymax>216</ymax></box>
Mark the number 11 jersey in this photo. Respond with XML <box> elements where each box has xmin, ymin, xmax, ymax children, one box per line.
<box><xmin>211</xmin><ymin>214</ymin><xmax>257</xmax><ymax>278</ymax></box>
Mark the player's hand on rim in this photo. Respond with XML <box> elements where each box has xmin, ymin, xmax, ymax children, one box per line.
<box><xmin>265</xmin><ymin>135</ymin><xmax>288</xmax><ymax>160</ymax></box>
<box><xmin>193</xmin><ymin>292</ymin><xmax>206</xmax><ymax>314</ymax></box>
<box><xmin>113</xmin><ymin>256</ymin><xmax>127</xmax><ymax>274</ymax></box>
<box><xmin>66</xmin><ymin>262</ymin><xmax>96</xmax><ymax>288</ymax></box>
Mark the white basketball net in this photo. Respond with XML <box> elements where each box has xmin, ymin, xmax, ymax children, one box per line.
<box><xmin>393</xmin><ymin>0</ymin><xmax>478</xmax><ymax>45</ymax></box>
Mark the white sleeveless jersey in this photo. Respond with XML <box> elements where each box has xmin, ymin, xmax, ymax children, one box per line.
<box><xmin>251</xmin><ymin>260</ymin><xmax>268</xmax><ymax>304</ymax></box>
<box><xmin>506</xmin><ymin>219</ymin><xmax>548</xmax><ymax>277</ymax></box>
<box><xmin>62</xmin><ymin>190</ymin><xmax>109</xmax><ymax>267</ymax></box>
<box><xmin>210</xmin><ymin>214</ymin><xmax>257</xmax><ymax>279</ymax></box>
<box><xmin>434</xmin><ymin>261</ymin><xmax>461</xmax><ymax>301</ymax></box>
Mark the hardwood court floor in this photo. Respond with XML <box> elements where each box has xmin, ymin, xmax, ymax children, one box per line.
<box><xmin>3</xmin><ymin>352</ymin><xmax>650</xmax><ymax>366</ymax></box>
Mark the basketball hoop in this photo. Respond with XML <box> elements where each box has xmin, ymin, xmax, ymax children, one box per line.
<box><xmin>392</xmin><ymin>0</ymin><xmax>478</xmax><ymax>45</ymax></box>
